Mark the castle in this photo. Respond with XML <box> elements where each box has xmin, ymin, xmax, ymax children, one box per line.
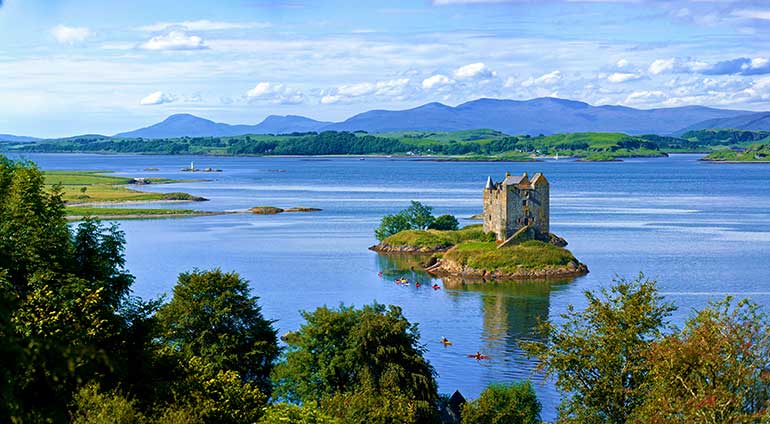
<box><xmin>483</xmin><ymin>171</ymin><xmax>549</xmax><ymax>246</ymax></box>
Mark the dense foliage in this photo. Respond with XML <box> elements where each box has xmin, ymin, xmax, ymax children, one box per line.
<box><xmin>522</xmin><ymin>275</ymin><xmax>676</xmax><ymax>423</ymax></box>
<box><xmin>460</xmin><ymin>382</ymin><xmax>542</xmax><ymax>424</ymax></box>
<box><xmin>375</xmin><ymin>201</ymin><xmax>460</xmax><ymax>240</ymax></box>
<box><xmin>273</xmin><ymin>303</ymin><xmax>440</xmax><ymax>423</ymax></box>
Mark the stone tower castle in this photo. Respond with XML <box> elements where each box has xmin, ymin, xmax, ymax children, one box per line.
<box><xmin>483</xmin><ymin>172</ymin><xmax>549</xmax><ymax>244</ymax></box>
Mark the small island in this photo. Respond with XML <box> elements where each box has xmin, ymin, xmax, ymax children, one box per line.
<box><xmin>249</xmin><ymin>206</ymin><xmax>323</xmax><ymax>214</ymax></box>
<box><xmin>703</xmin><ymin>143</ymin><xmax>770</xmax><ymax>163</ymax></box>
<box><xmin>44</xmin><ymin>170</ymin><xmax>209</xmax><ymax>220</ymax></box>
<box><xmin>370</xmin><ymin>172</ymin><xmax>588</xmax><ymax>281</ymax></box>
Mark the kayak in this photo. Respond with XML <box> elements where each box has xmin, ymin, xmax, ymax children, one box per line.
<box><xmin>432</xmin><ymin>285</ymin><xmax>441</xmax><ymax>290</ymax></box>
<box><xmin>467</xmin><ymin>354</ymin><xmax>490</xmax><ymax>360</ymax></box>
<box><xmin>441</xmin><ymin>340</ymin><xmax>452</xmax><ymax>346</ymax></box>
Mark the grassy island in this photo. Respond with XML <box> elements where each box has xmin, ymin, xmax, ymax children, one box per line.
<box><xmin>44</xmin><ymin>170</ymin><xmax>209</xmax><ymax>219</ymax></box>
<box><xmin>703</xmin><ymin>143</ymin><xmax>770</xmax><ymax>162</ymax></box>
<box><xmin>371</xmin><ymin>224</ymin><xmax>588</xmax><ymax>281</ymax></box>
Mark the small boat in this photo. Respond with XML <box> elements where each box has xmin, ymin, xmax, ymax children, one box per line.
<box><xmin>467</xmin><ymin>353</ymin><xmax>490</xmax><ymax>360</ymax></box>
<box><xmin>415</xmin><ymin>282</ymin><xmax>421</xmax><ymax>288</ymax></box>
<box><xmin>440</xmin><ymin>338</ymin><xmax>452</xmax><ymax>346</ymax></box>
<box><xmin>432</xmin><ymin>284</ymin><xmax>441</xmax><ymax>290</ymax></box>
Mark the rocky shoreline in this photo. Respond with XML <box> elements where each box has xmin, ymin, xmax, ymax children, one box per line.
<box><xmin>368</xmin><ymin>243</ymin><xmax>449</xmax><ymax>254</ymax></box>
<box><xmin>424</xmin><ymin>257</ymin><xmax>589</xmax><ymax>281</ymax></box>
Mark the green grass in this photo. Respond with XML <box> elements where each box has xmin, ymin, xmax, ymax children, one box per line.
<box><xmin>382</xmin><ymin>224</ymin><xmax>495</xmax><ymax>249</ymax></box>
<box><xmin>445</xmin><ymin>240</ymin><xmax>577</xmax><ymax>271</ymax></box>
<box><xmin>704</xmin><ymin>143</ymin><xmax>770</xmax><ymax>162</ymax></box>
<box><xmin>43</xmin><ymin>170</ymin><xmax>202</xmax><ymax>204</ymax></box>
<box><xmin>66</xmin><ymin>207</ymin><xmax>199</xmax><ymax>216</ymax></box>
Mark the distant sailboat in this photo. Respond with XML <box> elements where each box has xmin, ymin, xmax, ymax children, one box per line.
<box><xmin>554</xmin><ymin>153</ymin><xmax>559</xmax><ymax>160</ymax></box>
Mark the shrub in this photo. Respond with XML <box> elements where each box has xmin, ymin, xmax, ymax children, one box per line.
<box><xmin>461</xmin><ymin>381</ymin><xmax>541</xmax><ymax>424</ymax></box>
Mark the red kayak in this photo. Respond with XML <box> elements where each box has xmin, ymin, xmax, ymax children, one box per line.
<box><xmin>432</xmin><ymin>285</ymin><xmax>441</xmax><ymax>290</ymax></box>
<box><xmin>467</xmin><ymin>354</ymin><xmax>490</xmax><ymax>360</ymax></box>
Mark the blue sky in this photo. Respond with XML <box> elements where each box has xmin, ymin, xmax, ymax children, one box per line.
<box><xmin>1</xmin><ymin>0</ymin><xmax>769</xmax><ymax>137</ymax></box>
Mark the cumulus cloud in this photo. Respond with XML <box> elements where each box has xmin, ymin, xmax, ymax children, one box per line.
<box><xmin>139</xmin><ymin>20</ymin><xmax>271</xmax><ymax>32</ymax></box>
<box><xmin>139</xmin><ymin>31</ymin><xmax>207</xmax><ymax>51</ymax></box>
<box><xmin>454</xmin><ymin>62</ymin><xmax>495</xmax><ymax>79</ymax></box>
<box><xmin>702</xmin><ymin>57</ymin><xmax>770</xmax><ymax>76</ymax></box>
<box><xmin>732</xmin><ymin>9</ymin><xmax>770</xmax><ymax>20</ymax></box>
<box><xmin>521</xmin><ymin>70</ymin><xmax>561</xmax><ymax>87</ymax></box>
<box><xmin>51</xmin><ymin>25</ymin><xmax>91</xmax><ymax>44</ymax></box>
<box><xmin>649</xmin><ymin>57</ymin><xmax>770</xmax><ymax>76</ymax></box>
<box><xmin>616</xmin><ymin>58</ymin><xmax>629</xmax><ymax>68</ymax></box>
<box><xmin>422</xmin><ymin>74</ymin><xmax>454</xmax><ymax>89</ymax></box>
<box><xmin>624</xmin><ymin>90</ymin><xmax>666</xmax><ymax>105</ymax></box>
<box><xmin>648</xmin><ymin>58</ymin><xmax>677</xmax><ymax>75</ymax></box>
<box><xmin>246</xmin><ymin>82</ymin><xmax>305</xmax><ymax>104</ymax></box>
<box><xmin>323</xmin><ymin>78</ymin><xmax>411</xmax><ymax>103</ymax></box>
<box><xmin>140</xmin><ymin>91</ymin><xmax>175</xmax><ymax>105</ymax></box>
<box><xmin>607</xmin><ymin>72</ymin><xmax>641</xmax><ymax>83</ymax></box>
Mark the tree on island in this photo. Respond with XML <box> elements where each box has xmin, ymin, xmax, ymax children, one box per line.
<box><xmin>374</xmin><ymin>201</ymin><xmax>459</xmax><ymax>240</ymax></box>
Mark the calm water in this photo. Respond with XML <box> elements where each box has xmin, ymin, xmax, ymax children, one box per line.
<box><xmin>16</xmin><ymin>153</ymin><xmax>770</xmax><ymax>420</ymax></box>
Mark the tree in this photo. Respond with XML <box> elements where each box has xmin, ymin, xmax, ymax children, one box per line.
<box><xmin>374</xmin><ymin>212</ymin><xmax>411</xmax><ymax>241</ymax></box>
<box><xmin>461</xmin><ymin>382</ymin><xmax>542</xmax><ymax>424</ymax></box>
<box><xmin>428</xmin><ymin>214</ymin><xmax>459</xmax><ymax>231</ymax></box>
<box><xmin>156</xmin><ymin>269</ymin><xmax>278</xmax><ymax>396</ymax></box>
<box><xmin>405</xmin><ymin>201</ymin><xmax>435</xmax><ymax>230</ymax></box>
<box><xmin>522</xmin><ymin>275</ymin><xmax>675</xmax><ymax>424</ymax></box>
<box><xmin>259</xmin><ymin>403</ymin><xmax>339</xmax><ymax>424</ymax></box>
<box><xmin>631</xmin><ymin>298</ymin><xmax>770</xmax><ymax>424</ymax></box>
<box><xmin>273</xmin><ymin>303</ymin><xmax>439</xmax><ymax>422</ymax></box>
<box><xmin>374</xmin><ymin>201</ymin><xmax>438</xmax><ymax>241</ymax></box>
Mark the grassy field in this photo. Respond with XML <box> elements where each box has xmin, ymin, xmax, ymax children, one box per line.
<box><xmin>444</xmin><ymin>240</ymin><xmax>577</xmax><ymax>271</ymax></box>
<box><xmin>44</xmin><ymin>170</ymin><xmax>203</xmax><ymax>204</ymax></box>
<box><xmin>382</xmin><ymin>224</ymin><xmax>495</xmax><ymax>250</ymax></box>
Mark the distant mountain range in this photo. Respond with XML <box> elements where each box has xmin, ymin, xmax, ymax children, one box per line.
<box><xmin>675</xmin><ymin>111</ymin><xmax>770</xmax><ymax>134</ymax></box>
<box><xmin>113</xmin><ymin>114</ymin><xmax>332</xmax><ymax>139</ymax></box>
<box><xmin>2</xmin><ymin>97</ymin><xmax>768</xmax><ymax>141</ymax></box>
<box><xmin>0</xmin><ymin>134</ymin><xmax>40</xmax><ymax>142</ymax></box>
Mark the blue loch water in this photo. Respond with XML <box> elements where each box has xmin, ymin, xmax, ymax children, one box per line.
<box><xmin>15</xmin><ymin>153</ymin><xmax>770</xmax><ymax>420</ymax></box>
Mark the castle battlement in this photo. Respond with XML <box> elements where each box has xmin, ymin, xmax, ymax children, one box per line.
<box><xmin>483</xmin><ymin>171</ymin><xmax>550</xmax><ymax>243</ymax></box>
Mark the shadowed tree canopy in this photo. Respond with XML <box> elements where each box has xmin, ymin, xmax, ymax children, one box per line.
<box><xmin>156</xmin><ymin>269</ymin><xmax>279</xmax><ymax>396</ymax></box>
<box><xmin>273</xmin><ymin>303</ymin><xmax>439</xmax><ymax>423</ymax></box>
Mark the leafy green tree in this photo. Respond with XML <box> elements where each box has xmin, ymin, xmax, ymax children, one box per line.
<box><xmin>259</xmin><ymin>403</ymin><xmax>339</xmax><ymax>424</ymax></box>
<box><xmin>461</xmin><ymin>382</ymin><xmax>541</xmax><ymax>424</ymax></box>
<box><xmin>374</xmin><ymin>201</ymin><xmax>438</xmax><ymax>241</ymax></box>
<box><xmin>273</xmin><ymin>303</ymin><xmax>439</xmax><ymax>422</ymax></box>
<box><xmin>156</xmin><ymin>269</ymin><xmax>278</xmax><ymax>396</ymax></box>
<box><xmin>322</xmin><ymin>389</ymin><xmax>424</xmax><ymax>424</ymax></box>
<box><xmin>405</xmin><ymin>201</ymin><xmax>435</xmax><ymax>230</ymax></box>
<box><xmin>428</xmin><ymin>214</ymin><xmax>459</xmax><ymax>231</ymax></box>
<box><xmin>70</xmin><ymin>384</ymin><xmax>146</xmax><ymax>424</ymax></box>
<box><xmin>631</xmin><ymin>298</ymin><xmax>770</xmax><ymax>424</ymax></box>
<box><xmin>522</xmin><ymin>275</ymin><xmax>675</xmax><ymax>424</ymax></box>
<box><xmin>374</xmin><ymin>212</ymin><xmax>412</xmax><ymax>241</ymax></box>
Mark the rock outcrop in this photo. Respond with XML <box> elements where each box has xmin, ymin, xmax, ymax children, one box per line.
<box><xmin>425</xmin><ymin>257</ymin><xmax>588</xmax><ymax>281</ymax></box>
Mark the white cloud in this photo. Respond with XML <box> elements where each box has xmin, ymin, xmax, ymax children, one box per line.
<box><xmin>51</xmin><ymin>25</ymin><xmax>91</xmax><ymax>44</ymax></box>
<box><xmin>732</xmin><ymin>9</ymin><xmax>770</xmax><ymax>20</ymax></box>
<box><xmin>246</xmin><ymin>82</ymin><xmax>305</xmax><ymax>105</ymax></box>
<box><xmin>521</xmin><ymin>70</ymin><xmax>561</xmax><ymax>87</ymax></box>
<box><xmin>139</xmin><ymin>20</ymin><xmax>271</xmax><ymax>32</ymax></box>
<box><xmin>624</xmin><ymin>90</ymin><xmax>666</xmax><ymax>105</ymax></box>
<box><xmin>648</xmin><ymin>58</ymin><xmax>676</xmax><ymax>75</ymax></box>
<box><xmin>321</xmin><ymin>95</ymin><xmax>341</xmax><ymax>104</ymax></box>
<box><xmin>422</xmin><ymin>74</ymin><xmax>454</xmax><ymax>89</ymax></box>
<box><xmin>616</xmin><ymin>58</ymin><xmax>629</xmax><ymax>68</ymax></box>
<box><xmin>139</xmin><ymin>91</ymin><xmax>175</xmax><ymax>105</ymax></box>
<box><xmin>454</xmin><ymin>62</ymin><xmax>495</xmax><ymax>79</ymax></box>
<box><xmin>139</xmin><ymin>31</ymin><xmax>207</xmax><ymax>51</ymax></box>
<box><xmin>607</xmin><ymin>72</ymin><xmax>641</xmax><ymax>83</ymax></box>
<box><xmin>337</xmin><ymin>78</ymin><xmax>410</xmax><ymax>97</ymax></box>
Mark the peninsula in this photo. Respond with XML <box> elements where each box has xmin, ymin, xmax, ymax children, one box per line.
<box><xmin>370</xmin><ymin>172</ymin><xmax>588</xmax><ymax>281</ymax></box>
